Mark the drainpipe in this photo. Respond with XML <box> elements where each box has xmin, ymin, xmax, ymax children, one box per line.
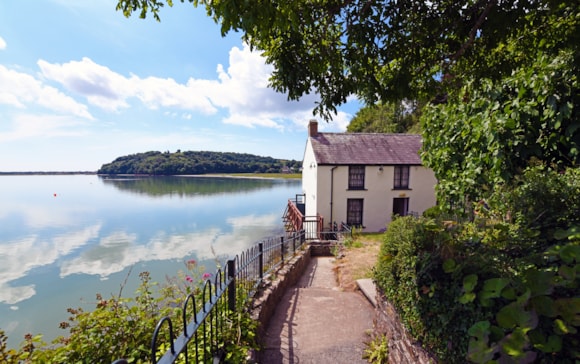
<box><xmin>330</xmin><ymin>166</ymin><xmax>337</xmax><ymax>229</ymax></box>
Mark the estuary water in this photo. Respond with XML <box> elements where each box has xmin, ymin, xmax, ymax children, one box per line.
<box><xmin>0</xmin><ymin>174</ymin><xmax>301</xmax><ymax>347</ymax></box>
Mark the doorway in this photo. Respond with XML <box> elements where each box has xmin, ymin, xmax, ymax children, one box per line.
<box><xmin>392</xmin><ymin>197</ymin><xmax>409</xmax><ymax>217</ymax></box>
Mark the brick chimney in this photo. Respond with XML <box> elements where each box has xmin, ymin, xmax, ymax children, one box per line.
<box><xmin>308</xmin><ymin>120</ymin><xmax>318</xmax><ymax>137</ymax></box>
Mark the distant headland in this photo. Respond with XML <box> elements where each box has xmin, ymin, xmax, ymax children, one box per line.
<box><xmin>96</xmin><ymin>150</ymin><xmax>301</xmax><ymax>175</ymax></box>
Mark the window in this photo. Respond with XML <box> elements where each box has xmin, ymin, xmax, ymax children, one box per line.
<box><xmin>348</xmin><ymin>166</ymin><xmax>365</xmax><ymax>190</ymax></box>
<box><xmin>394</xmin><ymin>165</ymin><xmax>410</xmax><ymax>189</ymax></box>
<box><xmin>347</xmin><ymin>199</ymin><xmax>364</xmax><ymax>227</ymax></box>
<box><xmin>392</xmin><ymin>197</ymin><xmax>409</xmax><ymax>217</ymax></box>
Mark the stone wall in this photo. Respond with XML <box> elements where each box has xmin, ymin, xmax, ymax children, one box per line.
<box><xmin>250</xmin><ymin>246</ymin><xmax>312</xmax><ymax>339</ymax></box>
<box><xmin>309</xmin><ymin>240</ymin><xmax>338</xmax><ymax>256</ymax></box>
<box><xmin>249</xmin><ymin>242</ymin><xmax>436</xmax><ymax>364</ymax></box>
<box><xmin>374</xmin><ymin>291</ymin><xmax>438</xmax><ymax>364</ymax></box>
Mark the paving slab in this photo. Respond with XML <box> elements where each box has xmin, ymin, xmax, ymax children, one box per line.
<box><xmin>260</xmin><ymin>257</ymin><xmax>374</xmax><ymax>364</ymax></box>
<box><xmin>356</xmin><ymin>278</ymin><xmax>378</xmax><ymax>308</ymax></box>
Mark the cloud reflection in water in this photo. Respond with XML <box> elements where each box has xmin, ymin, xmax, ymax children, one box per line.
<box><xmin>0</xmin><ymin>224</ymin><xmax>101</xmax><ymax>304</ymax></box>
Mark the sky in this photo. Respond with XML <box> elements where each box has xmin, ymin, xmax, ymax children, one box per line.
<box><xmin>0</xmin><ymin>1</ymin><xmax>360</xmax><ymax>172</ymax></box>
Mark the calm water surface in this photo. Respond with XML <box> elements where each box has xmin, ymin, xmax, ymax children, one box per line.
<box><xmin>0</xmin><ymin>175</ymin><xmax>301</xmax><ymax>347</ymax></box>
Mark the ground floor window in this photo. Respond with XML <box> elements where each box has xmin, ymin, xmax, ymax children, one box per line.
<box><xmin>392</xmin><ymin>197</ymin><xmax>409</xmax><ymax>217</ymax></box>
<box><xmin>347</xmin><ymin>198</ymin><xmax>364</xmax><ymax>227</ymax></box>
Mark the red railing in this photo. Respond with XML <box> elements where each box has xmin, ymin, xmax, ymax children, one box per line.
<box><xmin>283</xmin><ymin>195</ymin><xmax>326</xmax><ymax>240</ymax></box>
<box><xmin>284</xmin><ymin>198</ymin><xmax>305</xmax><ymax>231</ymax></box>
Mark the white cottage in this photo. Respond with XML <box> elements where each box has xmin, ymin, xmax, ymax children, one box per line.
<box><xmin>300</xmin><ymin>121</ymin><xmax>437</xmax><ymax>233</ymax></box>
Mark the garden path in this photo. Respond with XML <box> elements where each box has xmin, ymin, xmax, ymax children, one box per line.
<box><xmin>259</xmin><ymin>256</ymin><xmax>375</xmax><ymax>363</ymax></box>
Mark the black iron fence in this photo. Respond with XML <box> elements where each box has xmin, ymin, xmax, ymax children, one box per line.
<box><xmin>113</xmin><ymin>230</ymin><xmax>306</xmax><ymax>364</ymax></box>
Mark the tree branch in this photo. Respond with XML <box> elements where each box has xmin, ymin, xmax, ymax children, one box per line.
<box><xmin>450</xmin><ymin>0</ymin><xmax>496</xmax><ymax>62</ymax></box>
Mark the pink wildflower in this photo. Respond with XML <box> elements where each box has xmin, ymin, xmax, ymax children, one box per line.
<box><xmin>202</xmin><ymin>273</ymin><xmax>212</xmax><ymax>280</ymax></box>
<box><xmin>185</xmin><ymin>275</ymin><xmax>193</xmax><ymax>283</ymax></box>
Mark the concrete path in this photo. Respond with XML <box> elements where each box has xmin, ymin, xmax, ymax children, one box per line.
<box><xmin>260</xmin><ymin>257</ymin><xmax>375</xmax><ymax>363</ymax></box>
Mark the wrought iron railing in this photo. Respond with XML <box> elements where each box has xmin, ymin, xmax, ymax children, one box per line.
<box><xmin>112</xmin><ymin>230</ymin><xmax>306</xmax><ymax>364</ymax></box>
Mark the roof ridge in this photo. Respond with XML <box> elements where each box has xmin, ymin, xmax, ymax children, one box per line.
<box><xmin>315</xmin><ymin>132</ymin><xmax>421</xmax><ymax>136</ymax></box>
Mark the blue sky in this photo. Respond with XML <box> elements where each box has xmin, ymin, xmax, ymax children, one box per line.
<box><xmin>0</xmin><ymin>1</ymin><xmax>360</xmax><ymax>171</ymax></box>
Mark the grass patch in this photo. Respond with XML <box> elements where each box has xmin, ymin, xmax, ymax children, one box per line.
<box><xmin>335</xmin><ymin>232</ymin><xmax>383</xmax><ymax>290</ymax></box>
<box><xmin>356</xmin><ymin>232</ymin><xmax>384</xmax><ymax>244</ymax></box>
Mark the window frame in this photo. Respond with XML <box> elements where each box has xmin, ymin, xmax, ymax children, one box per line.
<box><xmin>393</xmin><ymin>165</ymin><xmax>410</xmax><ymax>190</ymax></box>
<box><xmin>348</xmin><ymin>165</ymin><xmax>366</xmax><ymax>190</ymax></box>
<box><xmin>347</xmin><ymin>198</ymin><xmax>364</xmax><ymax>227</ymax></box>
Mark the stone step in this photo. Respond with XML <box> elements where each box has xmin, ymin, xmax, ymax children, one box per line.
<box><xmin>356</xmin><ymin>278</ymin><xmax>378</xmax><ymax>307</ymax></box>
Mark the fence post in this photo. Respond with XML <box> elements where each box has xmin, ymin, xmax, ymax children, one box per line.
<box><xmin>280</xmin><ymin>236</ymin><xmax>285</xmax><ymax>264</ymax></box>
<box><xmin>258</xmin><ymin>243</ymin><xmax>264</xmax><ymax>279</ymax></box>
<box><xmin>227</xmin><ymin>259</ymin><xmax>236</xmax><ymax>312</ymax></box>
<box><xmin>292</xmin><ymin>232</ymin><xmax>296</xmax><ymax>253</ymax></box>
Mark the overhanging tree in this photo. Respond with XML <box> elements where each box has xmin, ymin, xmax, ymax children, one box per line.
<box><xmin>116</xmin><ymin>0</ymin><xmax>579</xmax><ymax>206</ymax></box>
<box><xmin>116</xmin><ymin>0</ymin><xmax>578</xmax><ymax>118</ymax></box>
<box><xmin>347</xmin><ymin>100</ymin><xmax>423</xmax><ymax>133</ymax></box>
<box><xmin>422</xmin><ymin>49</ymin><xmax>579</xmax><ymax>207</ymax></box>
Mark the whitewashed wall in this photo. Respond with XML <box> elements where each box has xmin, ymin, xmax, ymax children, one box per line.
<box><xmin>306</xmin><ymin>164</ymin><xmax>437</xmax><ymax>232</ymax></box>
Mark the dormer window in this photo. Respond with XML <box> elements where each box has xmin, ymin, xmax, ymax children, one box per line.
<box><xmin>394</xmin><ymin>165</ymin><xmax>410</xmax><ymax>189</ymax></box>
<box><xmin>348</xmin><ymin>165</ymin><xmax>365</xmax><ymax>190</ymax></box>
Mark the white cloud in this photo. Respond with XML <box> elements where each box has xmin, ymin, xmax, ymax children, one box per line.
<box><xmin>209</xmin><ymin>45</ymin><xmax>322</xmax><ymax>129</ymax></box>
<box><xmin>0</xmin><ymin>36</ymin><xmax>6</xmax><ymax>50</ymax></box>
<box><xmin>0</xmin><ymin>65</ymin><xmax>92</xmax><ymax>119</ymax></box>
<box><xmin>0</xmin><ymin>114</ymin><xmax>90</xmax><ymax>142</ymax></box>
<box><xmin>16</xmin><ymin>44</ymin><xmax>351</xmax><ymax>134</ymax></box>
<box><xmin>36</xmin><ymin>45</ymin><xmax>330</xmax><ymax>130</ymax></box>
<box><xmin>319</xmin><ymin>110</ymin><xmax>351</xmax><ymax>132</ymax></box>
<box><xmin>222</xmin><ymin>114</ymin><xmax>283</xmax><ymax>129</ymax></box>
<box><xmin>38</xmin><ymin>57</ymin><xmax>218</xmax><ymax>114</ymax></box>
<box><xmin>38</xmin><ymin>58</ymin><xmax>131</xmax><ymax>112</ymax></box>
<box><xmin>133</xmin><ymin>75</ymin><xmax>217</xmax><ymax>114</ymax></box>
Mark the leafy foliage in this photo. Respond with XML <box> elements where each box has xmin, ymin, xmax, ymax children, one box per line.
<box><xmin>347</xmin><ymin>100</ymin><xmax>422</xmax><ymax>134</ymax></box>
<box><xmin>363</xmin><ymin>333</ymin><xmax>389</xmax><ymax>364</ymax></box>
<box><xmin>97</xmin><ymin>150</ymin><xmax>301</xmax><ymax>175</ymax></box>
<box><xmin>115</xmin><ymin>0</ymin><xmax>577</xmax><ymax>119</ymax></box>
<box><xmin>422</xmin><ymin>48</ymin><xmax>579</xmax><ymax>206</ymax></box>
<box><xmin>0</xmin><ymin>263</ymin><xmax>257</xmax><ymax>363</ymax></box>
<box><xmin>374</xmin><ymin>167</ymin><xmax>580</xmax><ymax>363</ymax></box>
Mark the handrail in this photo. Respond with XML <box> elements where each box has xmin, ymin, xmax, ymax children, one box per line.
<box><xmin>284</xmin><ymin>198</ymin><xmax>305</xmax><ymax>231</ymax></box>
<box><xmin>113</xmin><ymin>230</ymin><xmax>306</xmax><ymax>364</ymax></box>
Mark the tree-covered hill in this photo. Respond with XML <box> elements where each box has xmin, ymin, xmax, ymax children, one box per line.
<box><xmin>97</xmin><ymin>150</ymin><xmax>301</xmax><ymax>175</ymax></box>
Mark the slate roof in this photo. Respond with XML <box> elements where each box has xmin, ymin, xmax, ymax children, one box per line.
<box><xmin>310</xmin><ymin>133</ymin><xmax>423</xmax><ymax>165</ymax></box>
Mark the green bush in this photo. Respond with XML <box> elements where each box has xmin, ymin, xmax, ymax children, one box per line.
<box><xmin>488</xmin><ymin>166</ymin><xmax>580</xmax><ymax>248</ymax></box>
<box><xmin>374</xmin><ymin>168</ymin><xmax>580</xmax><ymax>363</ymax></box>
<box><xmin>0</xmin><ymin>264</ymin><xmax>257</xmax><ymax>363</ymax></box>
<box><xmin>375</xmin><ymin>216</ymin><xmax>494</xmax><ymax>361</ymax></box>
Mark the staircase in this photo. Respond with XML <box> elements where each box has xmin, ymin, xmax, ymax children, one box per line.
<box><xmin>283</xmin><ymin>195</ymin><xmax>305</xmax><ymax>232</ymax></box>
<box><xmin>283</xmin><ymin>194</ymin><xmax>329</xmax><ymax>241</ymax></box>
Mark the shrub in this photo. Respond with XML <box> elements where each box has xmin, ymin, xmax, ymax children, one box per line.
<box><xmin>1</xmin><ymin>263</ymin><xmax>258</xmax><ymax>363</ymax></box>
<box><xmin>374</xmin><ymin>167</ymin><xmax>580</xmax><ymax>363</ymax></box>
<box><xmin>375</xmin><ymin>216</ymin><xmax>493</xmax><ymax>361</ymax></box>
